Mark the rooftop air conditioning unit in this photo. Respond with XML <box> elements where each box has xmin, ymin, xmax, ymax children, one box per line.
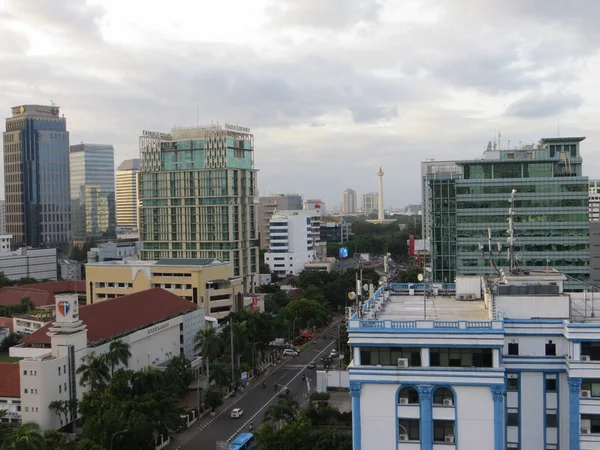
<box><xmin>581</xmin><ymin>390</ymin><xmax>592</xmax><ymax>398</ymax></box>
<box><xmin>443</xmin><ymin>398</ymin><xmax>454</xmax><ymax>406</ymax></box>
<box><xmin>581</xmin><ymin>427</ymin><xmax>590</xmax><ymax>434</ymax></box>
<box><xmin>399</xmin><ymin>434</ymin><xmax>409</xmax><ymax>441</ymax></box>
<box><xmin>398</xmin><ymin>358</ymin><xmax>409</xmax><ymax>368</ymax></box>
<box><xmin>445</xmin><ymin>435</ymin><xmax>455</xmax><ymax>443</ymax></box>
<box><xmin>399</xmin><ymin>398</ymin><xmax>409</xmax><ymax>405</ymax></box>
<box><xmin>582</xmin><ymin>355</ymin><xmax>591</xmax><ymax>362</ymax></box>
<box><xmin>458</xmin><ymin>295</ymin><xmax>466</xmax><ymax>300</ymax></box>
<box><xmin>467</xmin><ymin>294</ymin><xmax>474</xmax><ymax>300</ymax></box>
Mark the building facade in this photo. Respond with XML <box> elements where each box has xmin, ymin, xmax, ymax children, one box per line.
<box><xmin>264</xmin><ymin>210</ymin><xmax>320</xmax><ymax>276</ymax></box>
<box><xmin>362</xmin><ymin>192</ymin><xmax>379</xmax><ymax>215</ymax></box>
<box><xmin>257</xmin><ymin>194</ymin><xmax>303</xmax><ymax>249</ymax></box>
<box><xmin>3</xmin><ymin>105</ymin><xmax>71</xmax><ymax>248</ymax></box>
<box><xmin>589</xmin><ymin>180</ymin><xmax>600</xmax><ymax>223</ymax></box>
<box><xmin>422</xmin><ymin>138</ymin><xmax>589</xmax><ymax>290</ymax></box>
<box><xmin>0</xmin><ymin>243</ymin><xmax>57</xmax><ymax>281</ymax></box>
<box><xmin>85</xmin><ymin>258</ymin><xmax>242</xmax><ymax>320</ymax></box>
<box><xmin>137</xmin><ymin>126</ymin><xmax>258</xmax><ymax>291</ymax></box>
<box><xmin>343</xmin><ymin>189</ymin><xmax>358</xmax><ymax>215</ymax></box>
<box><xmin>348</xmin><ymin>271</ymin><xmax>600</xmax><ymax>450</ymax></box>
<box><xmin>70</xmin><ymin>144</ymin><xmax>116</xmax><ymax>241</ymax></box>
<box><xmin>320</xmin><ymin>217</ymin><xmax>351</xmax><ymax>243</ymax></box>
<box><xmin>0</xmin><ymin>200</ymin><xmax>6</xmax><ymax>235</ymax></box>
<box><xmin>115</xmin><ymin>158</ymin><xmax>140</xmax><ymax>230</ymax></box>
<box><xmin>7</xmin><ymin>289</ymin><xmax>204</xmax><ymax>430</ymax></box>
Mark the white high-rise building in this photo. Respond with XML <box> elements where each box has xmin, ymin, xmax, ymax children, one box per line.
<box><xmin>362</xmin><ymin>192</ymin><xmax>378</xmax><ymax>214</ymax></box>
<box><xmin>264</xmin><ymin>210</ymin><xmax>320</xmax><ymax>276</ymax></box>
<box><xmin>115</xmin><ymin>159</ymin><xmax>140</xmax><ymax>231</ymax></box>
<box><xmin>343</xmin><ymin>189</ymin><xmax>357</xmax><ymax>215</ymax></box>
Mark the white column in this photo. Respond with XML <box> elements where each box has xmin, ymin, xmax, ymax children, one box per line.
<box><xmin>421</xmin><ymin>348</ymin><xmax>430</xmax><ymax>367</ymax></box>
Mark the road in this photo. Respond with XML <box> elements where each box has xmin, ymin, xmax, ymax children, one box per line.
<box><xmin>172</xmin><ymin>323</ymin><xmax>341</xmax><ymax>449</ymax></box>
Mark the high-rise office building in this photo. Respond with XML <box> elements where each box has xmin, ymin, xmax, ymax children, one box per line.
<box><xmin>3</xmin><ymin>105</ymin><xmax>71</xmax><ymax>248</ymax></box>
<box><xmin>115</xmin><ymin>158</ymin><xmax>140</xmax><ymax>230</ymax></box>
<box><xmin>137</xmin><ymin>125</ymin><xmax>258</xmax><ymax>290</ymax></box>
<box><xmin>362</xmin><ymin>192</ymin><xmax>379</xmax><ymax>214</ymax></box>
<box><xmin>257</xmin><ymin>194</ymin><xmax>303</xmax><ymax>249</ymax></box>
<box><xmin>0</xmin><ymin>200</ymin><xmax>6</xmax><ymax>235</ymax></box>
<box><xmin>422</xmin><ymin>137</ymin><xmax>589</xmax><ymax>290</ymax></box>
<box><xmin>343</xmin><ymin>189</ymin><xmax>357</xmax><ymax>214</ymax></box>
<box><xmin>70</xmin><ymin>144</ymin><xmax>116</xmax><ymax>241</ymax></box>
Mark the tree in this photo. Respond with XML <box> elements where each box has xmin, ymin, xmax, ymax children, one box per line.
<box><xmin>48</xmin><ymin>401</ymin><xmax>67</xmax><ymax>426</ymax></box>
<box><xmin>1</xmin><ymin>422</ymin><xmax>47</xmax><ymax>450</ymax></box>
<box><xmin>76</xmin><ymin>352</ymin><xmax>110</xmax><ymax>392</ymax></box>
<box><xmin>204</xmin><ymin>387</ymin><xmax>223</xmax><ymax>412</ymax></box>
<box><xmin>0</xmin><ymin>332</ymin><xmax>26</xmax><ymax>352</ymax></box>
<box><xmin>164</xmin><ymin>354</ymin><xmax>193</xmax><ymax>396</ymax></box>
<box><xmin>193</xmin><ymin>327</ymin><xmax>222</xmax><ymax>383</ymax></box>
<box><xmin>209</xmin><ymin>360</ymin><xmax>230</xmax><ymax>388</ymax></box>
<box><xmin>106</xmin><ymin>339</ymin><xmax>131</xmax><ymax>376</ymax></box>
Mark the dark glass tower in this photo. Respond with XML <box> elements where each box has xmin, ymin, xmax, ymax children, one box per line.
<box><xmin>3</xmin><ymin>105</ymin><xmax>71</xmax><ymax>248</ymax></box>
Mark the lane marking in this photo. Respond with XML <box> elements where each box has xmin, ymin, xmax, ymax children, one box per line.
<box><xmin>226</xmin><ymin>342</ymin><xmax>335</xmax><ymax>443</ymax></box>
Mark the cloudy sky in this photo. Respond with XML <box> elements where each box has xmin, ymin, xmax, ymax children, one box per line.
<box><xmin>1</xmin><ymin>0</ymin><xmax>600</xmax><ymax>210</ymax></box>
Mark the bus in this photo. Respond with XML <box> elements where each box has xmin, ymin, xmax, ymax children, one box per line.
<box><xmin>228</xmin><ymin>432</ymin><xmax>257</xmax><ymax>450</ymax></box>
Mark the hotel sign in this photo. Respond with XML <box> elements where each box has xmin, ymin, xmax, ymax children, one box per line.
<box><xmin>224</xmin><ymin>123</ymin><xmax>250</xmax><ymax>133</ymax></box>
<box><xmin>147</xmin><ymin>322</ymin><xmax>169</xmax><ymax>335</ymax></box>
<box><xmin>142</xmin><ymin>130</ymin><xmax>170</xmax><ymax>138</ymax></box>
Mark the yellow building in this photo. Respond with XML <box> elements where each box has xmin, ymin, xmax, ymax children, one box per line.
<box><xmin>85</xmin><ymin>258</ymin><xmax>244</xmax><ymax>321</ymax></box>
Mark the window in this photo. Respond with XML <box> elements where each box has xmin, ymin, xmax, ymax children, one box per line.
<box><xmin>433</xmin><ymin>420</ymin><xmax>455</xmax><ymax>443</ymax></box>
<box><xmin>507</xmin><ymin>411</ymin><xmax>519</xmax><ymax>426</ymax></box>
<box><xmin>582</xmin><ymin>379</ymin><xmax>600</xmax><ymax>397</ymax></box>
<box><xmin>546</xmin><ymin>377</ymin><xmax>557</xmax><ymax>392</ymax></box>
<box><xmin>545</xmin><ymin>341</ymin><xmax>556</xmax><ymax>356</ymax></box>
<box><xmin>433</xmin><ymin>387</ymin><xmax>454</xmax><ymax>406</ymax></box>
<box><xmin>546</xmin><ymin>412</ymin><xmax>557</xmax><ymax>428</ymax></box>
<box><xmin>59</xmin><ymin>385</ymin><xmax>62</xmax><ymax>393</ymax></box>
<box><xmin>429</xmin><ymin>348</ymin><xmax>493</xmax><ymax>368</ymax></box>
<box><xmin>507</xmin><ymin>376</ymin><xmax>519</xmax><ymax>391</ymax></box>
<box><xmin>581</xmin><ymin>414</ymin><xmax>600</xmax><ymax>433</ymax></box>
<box><xmin>398</xmin><ymin>418</ymin><xmax>419</xmax><ymax>441</ymax></box>
<box><xmin>581</xmin><ymin>342</ymin><xmax>600</xmax><ymax>360</ymax></box>
<box><xmin>58</xmin><ymin>367</ymin><xmax>61</xmax><ymax>376</ymax></box>
<box><xmin>398</xmin><ymin>387</ymin><xmax>419</xmax><ymax>405</ymax></box>
<box><xmin>508</xmin><ymin>343</ymin><xmax>519</xmax><ymax>356</ymax></box>
<box><xmin>360</xmin><ymin>347</ymin><xmax>421</xmax><ymax>367</ymax></box>
<box><xmin>24</xmin><ymin>389</ymin><xmax>28</xmax><ymax>394</ymax></box>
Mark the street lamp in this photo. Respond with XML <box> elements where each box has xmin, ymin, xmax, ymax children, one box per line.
<box><xmin>111</xmin><ymin>430</ymin><xmax>128</xmax><ymax>450</ymax></box>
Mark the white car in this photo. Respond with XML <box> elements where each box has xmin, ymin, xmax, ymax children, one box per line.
<box><xmin>283</xmin><ymin>349</ymin><xmax>299</xmax><ymax>357</ymax></box>
<box><xmin>230</xmin><ymin>408</ymin><xmax>244</xmax><ymax>418</ymax></box>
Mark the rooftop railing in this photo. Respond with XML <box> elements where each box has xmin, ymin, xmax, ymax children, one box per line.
<box><xmin>348</xmin><ymin>319</ymin><xmax>503</xmax><ymax>332</ymax></box>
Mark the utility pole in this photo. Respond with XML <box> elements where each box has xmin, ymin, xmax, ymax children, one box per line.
<box><xmin>231</xmin><ymin>283</ymin><xmax>235</xmax><ymax>389</ymax></box>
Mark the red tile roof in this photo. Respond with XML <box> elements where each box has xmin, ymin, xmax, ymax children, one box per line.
<box><xmin>0</xmin><ymin>363</ymin><xmax>20</xmax><ymax>398</ymax></box>
<box><xmin>0</xmin><ymin>281</ymin><xmax>86</xmax><ymax>308</ymax></box>
<box><xmin>0</xmin><ymin>316</ymin><xmax>13</xmax><ymax>333</ymax></box>
<box><xmin>21</xmin><ymin>288</ymin><xmax>198</xmax><ymax>346</ymax></box>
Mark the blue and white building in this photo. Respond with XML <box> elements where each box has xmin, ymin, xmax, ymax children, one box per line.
<box><xmin>348</xmin><ymin>270</ymin><xmax>600</xmax><ymax>450</ymax></box>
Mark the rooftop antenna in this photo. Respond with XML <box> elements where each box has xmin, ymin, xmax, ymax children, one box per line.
<box><xmin>498</xmin><ymin>132</ymin><xmax>502</xmax><ymax>150</ymax></box>
<box><xmin>507</xmin><ymin>189</ymin><xmax>517</xmax><ymax>273</ymax></box>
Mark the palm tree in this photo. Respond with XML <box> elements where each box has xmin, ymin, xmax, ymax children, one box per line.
<box><xmin>0</xmin><ymin>421</ymin><xmax>47</xmax><ymax>450</ymax></box>
<box><xmin>264</xmin><ymin>401</ymin><xmax>297</xmax><ymax>431</ymax></box>
<box><xmin>106</xmin><ymin>339</ymin><xmax>131</xmax><ymax>376</ymax></box>
<box><xmin>48</xmin><ymin>400</ymin><xmax>65</xmax><ymax>426</ymax></box>
<box><xmin>132</xmin><ymin>365</ymin><xmax>164</xmax><ymax>394</ymax></box>
<box><xmin>209</xmin><ymin>360</ymin><xmax>230</xmax><ymax>388</ymax></box>
<box><xmin>194</xmin><ymin>327</ymin><xmax>222</xmax><ymax>383</ymax></box>
<box><xmin>76</xmin><ymin>352</ymin><xmax>110</xmax><ymax>392</ymax></box>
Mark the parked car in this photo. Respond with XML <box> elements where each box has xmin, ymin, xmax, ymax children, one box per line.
<box><xmin>283</xmin><ymin>349</ymin><xmax>299</xmax><ymax>357</ymax></box>
<box><xmin>307</xmin><ymin>361</ymin><xmax>316</xmax><ymax>369</ymax></box>
<box><xmin>230</xmin><ymin>408</ymin><xmax>244</xmax><ymax>418</ymax></box>
<box><xmin>278</xmin><ymin>387</ymin><xmax>291</xmax><ymax>397</ymax></box>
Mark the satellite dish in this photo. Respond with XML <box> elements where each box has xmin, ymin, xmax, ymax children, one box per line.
<box><xmin>417</xmin><ymin>273</ymin><xmax>424</xmax><ymax>282</ymax></box>
<box><xmin>347</xmin><ymin>292</ymin><xmax>356</xmax><ymax>300</ymax></box>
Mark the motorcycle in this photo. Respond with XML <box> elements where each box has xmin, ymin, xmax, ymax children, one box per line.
<box><xmin>262</xmin><ymin>382</ymin><xmax>266</xmax><ymax>389</ymax></box>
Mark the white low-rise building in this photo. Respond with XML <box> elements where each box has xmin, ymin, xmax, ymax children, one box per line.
<box><xmin>0</xmin><ymin>239</ymin><xmax>57</xmax><ymax>281</ymax></box>
<box><xmin>4</xmin><ymin>287</ymin><xmax>204</xmax><ymax>430</ymax></box>
<box><xmin>348</xmin><ymin>270</ymin><xmax>600</xmax><ymax>450</ymax></box>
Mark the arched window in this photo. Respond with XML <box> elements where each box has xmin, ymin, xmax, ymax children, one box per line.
<box><xmin>433</xmin><ymin>387</ymin><xmax>454</xmax><ymax>406</ymax></box>
<box><xmin>398</xmin><ymin>387</ymin><xmax>419</xmax><ymax>405</ymax></box>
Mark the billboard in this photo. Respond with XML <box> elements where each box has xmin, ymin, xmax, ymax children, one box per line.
<box><xmin>339</xmin><ymin>247</ymin><xmax>349</xmax><ymax>259</ymax></box>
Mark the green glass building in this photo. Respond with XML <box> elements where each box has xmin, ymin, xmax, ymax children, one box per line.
<box><xmin>423</xmin><ymin>137</ymin><xmax>589</xmax><ymax>290</ymax></box>
<box><xmin>137</xmin><ymin>125</ymin><xmax>259</xmax><ymax>291</ymax></box>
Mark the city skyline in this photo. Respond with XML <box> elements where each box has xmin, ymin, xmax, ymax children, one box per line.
<box><xmin>3</xmin><ymin>1</ymin><xmax>600</xmax><ymax>207</ymax></box>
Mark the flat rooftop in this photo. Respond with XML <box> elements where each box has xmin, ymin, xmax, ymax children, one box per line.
<box><xmin>86</xmin><ymin>258</ymin><xmax>227</xmax><ymax>268</ymax></box>
<box><xmin>377</xmin><ymin>294</ymin><xmax>489</xmax><ymax>321</ymax></box>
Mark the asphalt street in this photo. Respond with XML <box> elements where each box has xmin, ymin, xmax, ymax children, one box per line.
<box><xmin>171</xmin><ymin>323</ymin><xmax>341</xmax><ymax>449</ymax></box>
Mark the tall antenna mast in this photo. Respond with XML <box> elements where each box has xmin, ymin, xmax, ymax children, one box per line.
<box><xmin>507</xmin><ymin>189</ymin><xmax>517</xmax><ymax>273</ymax></box>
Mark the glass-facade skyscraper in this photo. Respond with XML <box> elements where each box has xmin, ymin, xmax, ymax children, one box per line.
<box><xmin>423</xmin><ymin>137</ymin><xmax>589</xmax><ymax>290</ymax></box>
<box><xmin>3</xmin><ymin>105</ymin><xmax>71</xmax><ymax>248</ymax></box>
<box><xmin>70</xmin><ymin>144</ymin><xmax>116</xmax><ymax>241</ymax></box>
<box><xmin>138</xmin><ymin>125</ymin><xmax>259</xmax><ymax>291</ymax></box>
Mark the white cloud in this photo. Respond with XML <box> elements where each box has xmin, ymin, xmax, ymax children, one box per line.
<box><xmin>1</xmin><ymin>0</ymin><xmax>599</xmax><ymax>208</ymax></box>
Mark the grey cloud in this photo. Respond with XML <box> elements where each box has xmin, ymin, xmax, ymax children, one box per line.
<box><xmin>6</xmin><ymin>0</ymin><xmax>105</xmax><ymax>40</ymax></box>
<box><xmin>350</xmin><ymin>105</ymin><xmax>398</xmax><ymax>123</ymax></box>
<box><xmin>504</xmin><ymin>92</ymin><xmax>584</xmax><ymax>118</ymax></box>
<box><xmin>265</xmin><ymin>0</ymin><xmax>382</xmax><ymax>30</ymax></box>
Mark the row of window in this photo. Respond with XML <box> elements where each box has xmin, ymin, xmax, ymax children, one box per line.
<box><xmin>398</xmin><ymin>419</ymin><xmax>455</xmax><ymax>442</ymax></box>
<box><xmin>360</xmin><ymin>347</ymin><xmax>493</xmax><ymax>368</ymax></box>
<box><xmin>398</xmin><ymin>387</ymin><xmax>454</xmax><ymax>405</ymax></box>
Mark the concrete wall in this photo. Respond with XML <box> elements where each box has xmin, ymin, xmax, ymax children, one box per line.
<box><xmin>496</xmin><ymin>294</ymin><xmax>570</xmax><ymax>319</ymax></box>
